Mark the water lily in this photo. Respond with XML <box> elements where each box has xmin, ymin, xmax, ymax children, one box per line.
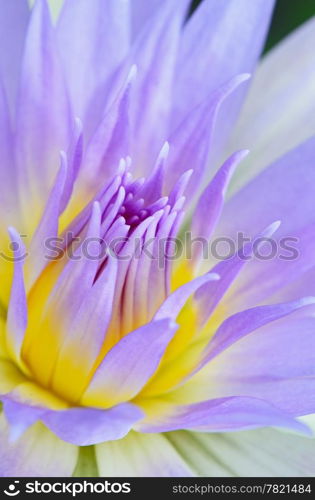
<box><xmin>1</xmin><ymin>0</ymin><xmax>315</xmax><ymax>477</ymax></box>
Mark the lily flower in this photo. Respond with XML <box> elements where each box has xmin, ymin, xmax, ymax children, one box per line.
<box><xmin>0</xmin><ymin>0</ymin><xmax>315</xmax><ymax>477</ymax></box>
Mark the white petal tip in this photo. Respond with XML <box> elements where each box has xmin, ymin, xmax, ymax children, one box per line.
<box><xmin>128</xmin><ymin>64</ymin><xmax>138</xmax><ymax>83</ymax></box>
<box><xmin>300</xmin><ymin>296</ymin><xmax>315</xmax><ymax>306</ymax></box>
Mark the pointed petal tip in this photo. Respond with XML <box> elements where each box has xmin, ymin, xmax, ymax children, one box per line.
<box><xmin>300</xmin><ymin>296</ymin><xmax>315</xmax><ymax>306</ymax></box>
<box><xmin>159</xmin><ymin>141</ymin><xmax>170</xmax><ymax>160</ymax></box>
<box><xmin>236</xmin><ymin>148</ymin><xmax>250</xmax><ymax>159</ymax></box>
<box><xmin>127</xmin><ymin>64</ymin><xmax>138</xmax><ymax>83</ymax></box>
<box><xmin>208</xmin><ymin>272</ymin><xmax>220</xmax><ymax>281</ymax></box>
<box><xmin>263</xmin><ymin>220</ymin><xmax>282</xmax><ymax>238</ymax></box>
<box><xmin>8</xmin><ymin>226</ymin><xmax>22</xmax><ymax>244</ymax></box>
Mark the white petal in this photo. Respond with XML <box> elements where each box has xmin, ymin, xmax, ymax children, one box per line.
<box><xmin>168</xmin><ymin>428</ymin><xmax>315</xmax><ymax>477</ymax></box>
<box><xmin>228</xmin><ymin>17</ymin><xmax>315</xmax><ymax>195</ymax></box>
<box><xmin>0</xmin><ymin>414</ymin><xmax>78</xmax><ymax>477</ymax></box>
<box><xmin>96</xmin><ymin>431</ymin><xmax>194</xmax><ymax>477</ymax></box>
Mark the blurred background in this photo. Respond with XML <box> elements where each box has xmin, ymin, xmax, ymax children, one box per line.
<box><xmin>191</xmin><ymin>0</ymin><xmax>315</xmax><ymax>53</ymax></box>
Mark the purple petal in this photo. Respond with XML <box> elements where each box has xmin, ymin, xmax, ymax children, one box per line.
<box><xmin>0</xmin><ymin>81</ymin><xmax>16</xmax><ymax>223</ymax></box>
<box><xmin>81</xmin><ymin>66</ymin><xmax>135</xmax><ymax>189</ymax></box>
<box><xmin>130</xmin><ymin>0</ymin><xmax>167</xmax><ymax>39</ymax></box>
<box><xmin>27</xmin><ymin>156</ymin><xmax>67</xmax><ymax>285</ymax></box>
<box><xmin>191</xmin><ymin>150</ymin><xmax>249</xmax><ymax>262</ymax></box>
<box><xmin>215</xmin><ymin>137</ymin><xmax>315</xmax><ymax>308</ymax></box>
<box><xmin>82</xmin><ymin>319</ymin><xmax>178</xmax><ymax>407</ymax></box>
<box><xmin>50</xmin><ymin>256</ymin><xmax>118</xmax><ymax>402</ymax></box>
<box><xmin>16</xmin><ymin>0</ymin><xmax>72</xmax><ymax>228</ymax></box>
<box><xmin>155</xmin><ymin>272</ymin><xmax>220</xmax><ymax>321</ymax></box>
<box><xmin>23</xmin><ymin>202</ymin><xmax>102</xmax><ymax>387</ymax></box>
<box><xmin>200</xmin><ymin>297</ymin><xmax>315</xmax><ymax>368</ymax></box>
<box><xmin>6</xmin><ymin>228</ymin><xmax>27</xmax><ymax>364</ymax></box>
<box><xmin>129</xmin><ymin>0</ymin><xmax>190</xmax><ymax>172</ymax></box>
<box><xmin>165</xmin><ymin>75</ymin><xmax>250</xmax><ymax>197</ymax></box>
<box><xmin>57</xmin><ymin>0</ymin><xmax>129</xmax><ymax>135</ymax></box>
<box><xmin>2</xmin><ymin>398</ymin><xmax>143</xmax><ymax>446</ymax></box>
<box><xmin>195</xmin><ymin>221</ymin><xmax>281</xmax><ymax>325</ymax></box>
<box><xmin>0</xmin><ymin>0</ymin><xmax>29</xmax><ymax>113</ymax></box>
<box><xmin>136</xmin><ymin>396</ymin><xmax>309</xmax><ymax>435</ymax></box>
<box><xmin>173</xmin><ymin>0</ymin><xmax>275</xmax><ymax>158</ymax></box>
<box><xmin>192</xmin><ymin>315</ymin><xmax>315</xmax><ymax>417</ymax></box>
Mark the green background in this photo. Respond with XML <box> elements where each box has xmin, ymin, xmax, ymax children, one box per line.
<box><xmin>191</xmin><ymin>0</ymin><xmax>315</xmax><ymax>53</ymax></box>
<box><xmin>264</xmin><ymin>0</ymin><xmax>315</xmax><ymax>52</ymax></box>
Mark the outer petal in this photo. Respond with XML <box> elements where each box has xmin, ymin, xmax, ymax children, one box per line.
<box><xmin>214</xmin><ymin>138</ymin><xmax>315</xmax><ymax>309</ymax></box>
<box><xmin>96</xmin><ymin>431</ymin><xmax>194</xmax><ymax>477</ymax></box>
<box><xmin>174</xmin><ymin>316</ymin><xmax>315</xmax><ymax>416</ymax></box>
<box><xmin>16</xmin><ymin>0</ymin><xmax>72</xmax><ymax>233</ymax></box>
<box><xmin>228</xmin><ymin>17</ymin><xmax>315</xmax><ymax>195</ymax></box>
<box><xmin>0</xmin><ymin>0</ymin><xmax>29</xmax><ymax>114</ymax></box>
<box><xmin>165</xmin><ymin>75</ymin><xmax>249</xmax><ymax>197</ymax></box>
<box><xmin>2</xmin><ymin>398</ymin><xmax>143</xmax><ymax>446</ymax></box>
<box><xmin>0</xmin><ymin>414</ymin><xmax>78</xmax><ymax>477</ymax></box>
<box><xmin>0</xmin><ymin>81</ymin><xmax>15</xmax><ymax>219</ymax></box>
<box><xmin>199</xmin><ymin>297</ymin><xmax>315</xmax><ymax>369</ymax></box>
<box><xmin>130</xmin><ymin>0</ymin><xmax>167</xmax><ymax>39</ymax></box>
<box><xmin>172</xmin><ymin>0</ymin><xmax>274</xmax><ymax>160</ymax></box>
<box><xmin>168</xmin><ymin>428</ymin><xmax>315</xmax><ymax>477</ymax></box>
<box><xmin>57</xmin><ymin>0</ymin><xmax>130</xmax><ymax>134</ymax></box>
<box><xmin>129</xmin><ymin>0</ymin><xmax>190</xmax><ymax>172</ymax></box>
<box><xmin>136</xmin><ymin>396</ymin><xmax>308</xmax><ymax>435</ymax></box>
<box><xmin>191</xmin><ymin>150</ymin><xmax>249</xmax><ymax>262</ymax></box>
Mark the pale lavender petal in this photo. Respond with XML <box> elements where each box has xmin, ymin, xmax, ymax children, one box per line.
<box><xmin>130</xmin><ymin>0</ymin><xmax>190</xmax><ymax>172</ymax></box>
<box><xmin>215</xmin><ymin>137</ymin><xmax>315</xmax><ymax>308</ymax></box>
<box><xmin>2</xmin><ymin>398</ymin><xmax>143</xmax><ymax>446</ymax></box>
<box><xmin>60</xmin><ymin>118</ymin><xmax>83</xmax><ymax>212</ymax></box>
<box><xmin>130</xmin><ymin>0</ymin><xmax>167</xmax><ymax>39</ymax></box>
<box><xmin>155</xmin><ymin>272</ymin><xmax>220</xmax><ymax>321</ymax></box>
<box><xmin>137</xmin><ymin>396</ymin><xmax>309</xmax><ymax>435</ymax></box>
<box><xmin>173</xmin><ymin>0</ymin><xmax>275</xmax><ymax>159</ymax></box>
<box><xmin>16</xmin><ymin>0</ymin><xmax>72</xmax><ymax>226</ymax></box>
<box><xmin>217</xmin><ymin>137</ymin><xmax>315</xmax><ymax>240</ymax></box>
<box><xmin>6</xmin><ymin>228</ymin><xmax>27</xmax><ymax>363</ymax></box>
<box><xmin>228</xmin><ymin>17</ymin><xmax>315</xmax><ymax>195</ymax></box>
<box><xmin>81</xmin><ymin>66</ymin><xmax>135</xmax><ymax>189</ymax></box>
<box><xmin>50</xmin><ymin>256</ymin><xmax>118</xmax><ymax>401</ymax></box>
<box><xmin>0</xmin><ymin>0</ymin><xmax>29</xmax><ymax>114</ymax></box>
<box><xmin>0</xmin><ymin>81</ymin><xmax>15</xmax><ymax>217</ymax></box>
<box><xmin>193</xmin><ymin>316</ymin><xmax>315</xmax><ymax>416</ymax></box>
<box><xmin>195</xmin><ymin>221</ymin><xmax>281</xmax><ymax>325</ymax></box>
<box><xmin>81</xmin><ymin>319</ymin><xmax>178</xmax><ymax>407</ymax></box>
<box><xmin>27</xmin><ymin>156</ymin><xmax>67</xmax><ymax>285</ymax></box>
<box><xmin>191</xmin><ymin>150</ymin><xmax>249</xmax><ymax>262</ymax></box>
<box><xmin>200</xmin><ymin>297</ymin><xmax>315</xmax><ymax>368</ymax></box>
<box><xmin>23</xmin><ymin>202</ymin><xmax>102</xmax><ymax>386</ymax></box>
<box><xmin>57</xmin><ymin>0</ymin><xmax>130</xmax><ymax>135</ymax></box>
<box><xmin>165</xmin><ymin>75</ymin><xmax>250</xmax><ymax>197</ymax></box>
